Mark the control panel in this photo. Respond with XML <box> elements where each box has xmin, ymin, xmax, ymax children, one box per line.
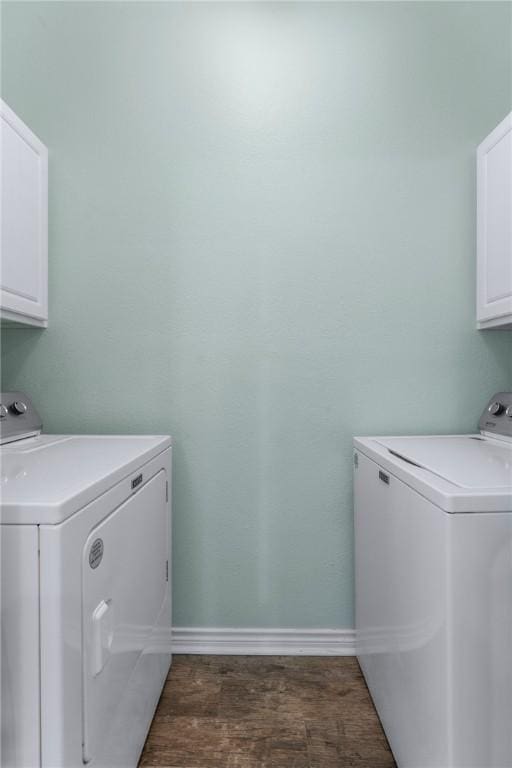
<box><xmin>0</xmin><ymin>391</ymin><xmax>42</xmax><ymax>444</ymax></box>
<box><xmin>479</xmin><ymin>392</ymin><xmax>512</xmax><ymax>439</ymax></box>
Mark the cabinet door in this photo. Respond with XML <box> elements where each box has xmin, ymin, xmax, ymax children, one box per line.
<box><xmin>0</xmin><ymin>100</ymin><xmax>48</xmax><ymax>326</ymax></box>
<box><xmin>477</xmin><ymin>113</ymin><xmax>512</xmax><ymax>328</ymax></box>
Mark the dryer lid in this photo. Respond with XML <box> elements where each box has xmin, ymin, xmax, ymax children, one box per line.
<box><xmin>0</xmin><ymin>434</ymin><xmax>172</xmax><ymax>524</ymax></box>
<box><xmin>374</xmin><ymin>435</ymin><xmax>512</xmax><ymax>490</ymax></box>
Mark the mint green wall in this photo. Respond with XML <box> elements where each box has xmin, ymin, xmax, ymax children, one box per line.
<box><xmin>2</xmin><ymin>2</ymin><xmax>511</xmax><ymax>628</ymax></box>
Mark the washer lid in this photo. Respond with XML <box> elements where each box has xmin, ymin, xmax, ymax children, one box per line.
<box><xmin>0</xmin><ymin>434</ymin><xmax>172</xmax><ymax>524</ymax></box>
<box><xmin>354</xmin><ymin>434</ymin><xmax>512</xmax><ymax>513</ymax></box>
<box><xmin>374</xmin><ymin>436</ymin><xmax>512</xmax><ymax>489</ymax></box>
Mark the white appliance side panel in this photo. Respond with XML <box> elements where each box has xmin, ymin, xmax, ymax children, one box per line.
<box><xmin>354</xmin><ymin>450</ymin><xmax>449</xmax><ymax>768</ymax></box>
<box><xmin>0</xmin><ymin>525</ymin><xmax>40</xmax><ymax>768</ymax></box>
<box><xmin>449</xmin><ymin>512</ymin><xmax>512</xmax><ymax>768</ymax></box>
<box><xmin>82</xmin><ymin>470</ymin><xmax>168</xmax><ymax>764</ymax></box>
<box><xmin>39</xmin><ymin>448</ymin><xmax>172</xmax><ymax>768</ymax></box>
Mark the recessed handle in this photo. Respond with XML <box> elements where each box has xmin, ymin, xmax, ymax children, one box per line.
<box><xmin>379</xmin><ymin>470</ymin><xmax>390</xmax><ymax>485</ymax></box>
<box><xmin>91</xmin><ymin>598</ymin><xmax>113</xmax><ymax>677</ymax></box>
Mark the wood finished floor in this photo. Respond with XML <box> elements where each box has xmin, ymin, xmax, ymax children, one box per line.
<box><xmin>139</xmin><ymin>656</ymin><xmax>396</xmax><ymax>768</ymax></box>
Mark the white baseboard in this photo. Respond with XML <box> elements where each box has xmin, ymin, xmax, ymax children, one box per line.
<box><xmin>171</xmin><ymin>627</ymin><xmax>356</xmax><ymax>656</ymax></box>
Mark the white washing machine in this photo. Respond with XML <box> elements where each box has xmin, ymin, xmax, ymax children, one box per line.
<box><xmin>0</xmin><ymin>392</ymin><xmax>173</xmax><ymax>768</ymax></box>
<box><xmin>354</xmin><ymin>392</ymin><xmax>512</xmax><ymax>768</ymax></box>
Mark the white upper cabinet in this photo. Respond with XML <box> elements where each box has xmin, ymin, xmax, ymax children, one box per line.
<box><xmin>1</xmin><ymin>100</ymin><xmax>48</xmax><ymax>327</ymax></box>
<box><xmin>477</xmin><ymin>113</ymin><xmax>512</xmax><ymax>329</ymax></box>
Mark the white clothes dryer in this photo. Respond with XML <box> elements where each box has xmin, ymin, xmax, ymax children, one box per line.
<box><xmin>0</xmin><ymin>391</ymin><xmax>172</xmax><ymax>768</ymax></box>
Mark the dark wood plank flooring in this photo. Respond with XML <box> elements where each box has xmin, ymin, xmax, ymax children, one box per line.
<box><xmin>139</xmin><ymin>656</ymin><xmax>396</xmax><ymax>768</ymax></box>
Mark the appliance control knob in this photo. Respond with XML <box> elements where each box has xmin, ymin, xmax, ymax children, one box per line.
<box><xmin>488</xmin><ymin>401</ymin><xmax>504</xmax><ymax>416</ymax></box>
<box><xmin>506</xmin><ymin>406</ymin><xmax>512</xmax><ymax>419</ymax></box>
<box><xmin>11</xmin><ymin>401</ymin><xmax>27</xmax><ymax>416</ymax></box>
<box><xmin>0</xmin><ymin>404</ymin><xmax>7</xmax><ymax>419</ymax></box>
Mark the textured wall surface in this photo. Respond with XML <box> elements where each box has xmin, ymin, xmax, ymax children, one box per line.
<box><xmin>1</xmin><ymin>1</ymin><xmax>511</xmax><ymax>628</ymax></box>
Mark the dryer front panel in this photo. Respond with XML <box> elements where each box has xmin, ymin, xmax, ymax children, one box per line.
<box><xmin>81</xmin><ymin>470</ymin><xmax>168</xmax><ymax>764</ymax></box>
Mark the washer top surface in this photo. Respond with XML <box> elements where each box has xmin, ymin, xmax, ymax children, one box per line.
<box><xmin>374</xmin><ymin>435</ymin><xmax>512</xmax><ymax>489</ymax></box>
<box><xmin>354</xmin><ymin>434</ymin><xmax>512</xmax><ymax>513</ymax></box>
<box><xmin>354</xmin><ymin>392</ymin><xmax>512</xmax><ymax>513</ymax></box>
<box><xmin>0</xmin><ymin>433</ymin><xmax>172</xmax><ymax>524</ymax></box>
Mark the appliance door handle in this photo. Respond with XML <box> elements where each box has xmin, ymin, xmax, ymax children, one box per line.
<box><xmin>91</xmin><ymin>599</ymin><xmax>113</xmax><ymax>677</ymax></box>
<box><xmin>379</xmin><ymin>470</ymin><xmax>390</xmax><ymax>485</ymax></box>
